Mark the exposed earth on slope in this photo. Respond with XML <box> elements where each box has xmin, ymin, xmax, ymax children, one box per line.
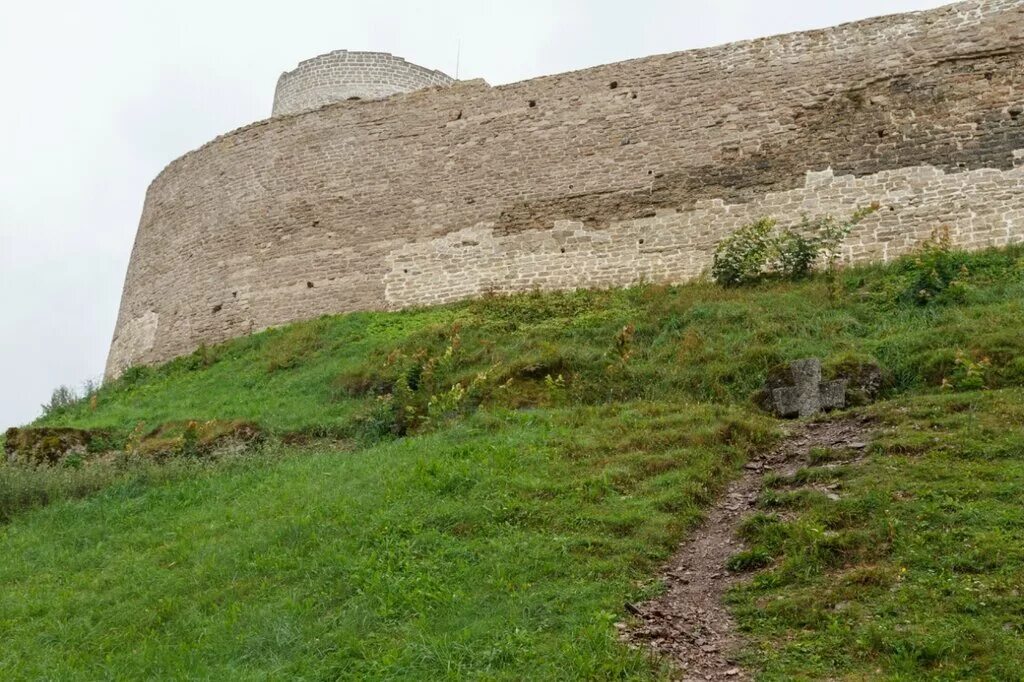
<box><xmin>625</xmin><ymin>418</ymin><xmax>874</xmax><ymax>680</ymax></box>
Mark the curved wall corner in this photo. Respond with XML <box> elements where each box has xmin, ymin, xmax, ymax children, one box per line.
<box><xmin>106</xmin><ymin>0</ymin><xmax>1024</xmax><ymax>379</ymax></box>
<box><xmin>271</xmin><ymin>50</ymin><xmax>455</xmax><ymax>116</ymax></box>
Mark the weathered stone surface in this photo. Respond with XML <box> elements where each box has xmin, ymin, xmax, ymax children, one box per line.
<box><xmin>272</xmin><ymin>51</ymin><xmax>454</xmax><ymax>117</ymax></box>
<box><xmin>762</xmin><ymin>359</ymin><xmax>848</xmax><ymax>418</ymax></box>
<box><xmin>105</xmin><ymin>0</ymin><xmax>1024</xmax><ymax>378</ymax></box>
<box><xmin>819</xmin><ymin>380</ymin><xmax>849</xmax><ymax>413</ymax></box>
<box><xmin>4</xmin><ymin>427</ymin><xmax>97</xmax><ymax>465</ymax></box>
<box><xmin>830</xmin><ymin>359</ymin><xmax>885</xmax><ymax>406</ymax></box>
<box><xmin>2</xmin><ymin>422</ymin><xmax>266</xmax><ymax>465</ymax></box>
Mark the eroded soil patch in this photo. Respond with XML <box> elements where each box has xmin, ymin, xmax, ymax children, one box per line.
<box><xmin>625</xmin><ymin>417</ymin><xmax>873</xmax><ymax>680</ymax></box>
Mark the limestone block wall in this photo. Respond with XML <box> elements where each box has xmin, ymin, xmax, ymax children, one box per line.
<box><xmin>271</xmin><ymin>51</ymin><xmax>454</xmax><ymax>116</ymax></box>
<box><xmin>384</xmin><ymin>163</ymin><xmax>1024</xmax><ymax>307</ymax></box>
<box><xmin>106</xmin><ymin>0</ymin><xmax>1024</xmax><ymax>378</ymax></box>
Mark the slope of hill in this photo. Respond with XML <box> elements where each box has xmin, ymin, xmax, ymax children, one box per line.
<box><xmin>2</xmin><ymin>246</ymin><xmax>1023</xmax><ymax>679</ymax></box>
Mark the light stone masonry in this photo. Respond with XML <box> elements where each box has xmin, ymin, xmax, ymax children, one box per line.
<box><xmin>106</xmin><ymin>0</ymin><xmax>1024</xmax><ymax>378</ymax></box>
<box><xmin>272</xmin><ymin>51</ymin><xmax>454</xmax><ymax>116</ymax></box>
<box><xmin>383</xmin><ymin>164</ymin><xmax>1024</xmax><ymax>307</ymax></box>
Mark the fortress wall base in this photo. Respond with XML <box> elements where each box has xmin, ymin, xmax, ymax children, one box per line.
<box><xmin>383</xmin><ymin>164</ymin><xmax>1024</xmax><ymax>307</ymax></box>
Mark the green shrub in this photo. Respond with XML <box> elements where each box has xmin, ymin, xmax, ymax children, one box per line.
<box><xmin>347</xmin><ymin>326</ymin><xmax>500</xmax><ymax>438</ymax></box>
<box><xmin>39</xmin><ymin>379</ymin><xmax>102</xmax><ymax>418</ymax></box>
<box><xmin>39</xmin><ymin>385</ymin><xmax>79</xmax><ymax>417</ymax></box>
<box><xmin>711</xmin><ymin>217</ymin><xmax>777</xmax><ymax>286</ymax></box>
<box><xmin>712</xmin><ymin>206</ymin><xmax>878</xmax><ymax>286</ymax></box>
<box><xmin>117</xmin><ymin>364</ymin><xmax>154</xmax><ymax>387</ymax></box>
<box><xmin>901</xmin><ymin>227</ymin><xmax>971</xmax><ymax>305</ymax></box>
<box><xmin>180</xmin><ymin>343</ymin><xmax>219</xmax><ymax>371</ymax></box>
<box><xmin>774</xmin><ymin>228</ymin><xmax>820</xmax><ymax>280</ymax></box>
<box><xmin>941</xmin><ymin>350</ymin><xmax>990</xmax><ymax>392</ymax></box>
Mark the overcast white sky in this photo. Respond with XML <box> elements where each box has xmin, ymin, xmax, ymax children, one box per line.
<box><xmin>0</xmin><ymin>0</ymin><xmax>949</xmax><ymax>427</ymax></box>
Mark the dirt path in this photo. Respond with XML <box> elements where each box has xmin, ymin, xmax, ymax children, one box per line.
<box><xmin>624</xmin><ymin>418</ymin><xmax>872</xmax><ymax>681</ymax></box>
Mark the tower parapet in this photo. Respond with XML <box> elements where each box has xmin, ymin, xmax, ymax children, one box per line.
<box><xmin>272</xmin><ymin>50</ymin><xmax>454</xmax><ymax>116</ymax></box>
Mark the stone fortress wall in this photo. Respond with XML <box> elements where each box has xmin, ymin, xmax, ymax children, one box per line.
<box><xmin>106</xmin><ymin>0</ymin><xmax>1024</xmax><ymax>378</ymax></box>
<box><xmin>271</xmin><ymin>51</ymin><xmax>455</xmax><ymax>116</ymax></box>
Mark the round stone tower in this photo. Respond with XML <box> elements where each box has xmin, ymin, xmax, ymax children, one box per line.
<box><xmin>271</xmin><ymin>50</ymin><xmax>455</xmax><ymax>116</ymax></box>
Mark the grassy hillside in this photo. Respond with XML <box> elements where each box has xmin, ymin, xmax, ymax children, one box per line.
<box><xmin>33</xmin><ymin>246</ymin><xmax>1024</xmax><ymax>433</ymax></box>
<box><xmin>1</xmin><ymin>404</ymin><xmax>773</xmax><ymax>679</ymax></box>
<box><xmin>2</xmin><ymin>245</ymin><xmax>1023</xmax><ymax>679</ymax></box>
<box><xmin>732</xmin><ymin>388</ymin><xmax>1024</xmax><ymax>679</ymax></box>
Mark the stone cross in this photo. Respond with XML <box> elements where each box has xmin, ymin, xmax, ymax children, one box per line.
<box><xmin>769</xmin><ymin>358</ymin><xmax>847</xmax><ymax>418</ymax></box>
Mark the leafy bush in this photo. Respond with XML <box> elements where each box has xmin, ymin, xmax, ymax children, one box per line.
<box><xmin>774</xmin><ymin>228</ymin><xmax>820</xmax><ymax>280</ymax></box>
<box><xmin>711</xmin><ymin>218</ymin><xmax>778</xmax><ymax>286</ymax></box>
<box><xmin>39</xmin><ymin>379</ymin><xmax>102</xmax><ymax>418</ymax></box>
<box><xmin>902</xmin><ymin>227</ymin><xmax>971</xmax><ymax>305</ymax></box>
<box><xmin>712</xmin><ymin>206</ymin><xmax>878</xmax><ymax>286</ymax></box>
<box><xmin>345</xmin><ymin>326</ymin><xmax>500</xmax><ymax>438</ymax></box>
<box><xmin>941</xmin><ymin>350</ymin><xmax>990</xmax><ymax>392</ymax></box>
<box><xmin>39</xmin><ymin>385</ymin><xmax>79</xmax><ymax>417</ymax></box>
<box><xmin>613</xmin><ymin>323</ymin><xmax>637</xmax><ymax>361</ymax></box>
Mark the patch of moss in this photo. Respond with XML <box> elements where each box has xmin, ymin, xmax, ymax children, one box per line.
<box><xmin>3</xmin><ymin>427</ymin><xmax>110</xmax><ymax>466</ymax></box>
<box><xmin>135</xmin><ymin>420</ymin><xmax>264</xmax><ymax>459</ymax></box>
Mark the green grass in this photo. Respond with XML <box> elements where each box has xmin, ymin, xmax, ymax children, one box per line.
<box><xmin>729</xmin><ymin>389</ymin><xmax>1024</xmax><ymax>680</ymax></box>
<box><xmin>35</xmin><ymin>246</ymin><xmax>1024</xmax><ymax>436</ymax></box>
<box><xmin>2</xmin><ymin>245</ymin><xmax>1024</xmax><ymax>679</ymax></box>
<box><xmin>0</xmin><ymin>403</ymin><xmax>771</xmax><ymax>680</ymax></box>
